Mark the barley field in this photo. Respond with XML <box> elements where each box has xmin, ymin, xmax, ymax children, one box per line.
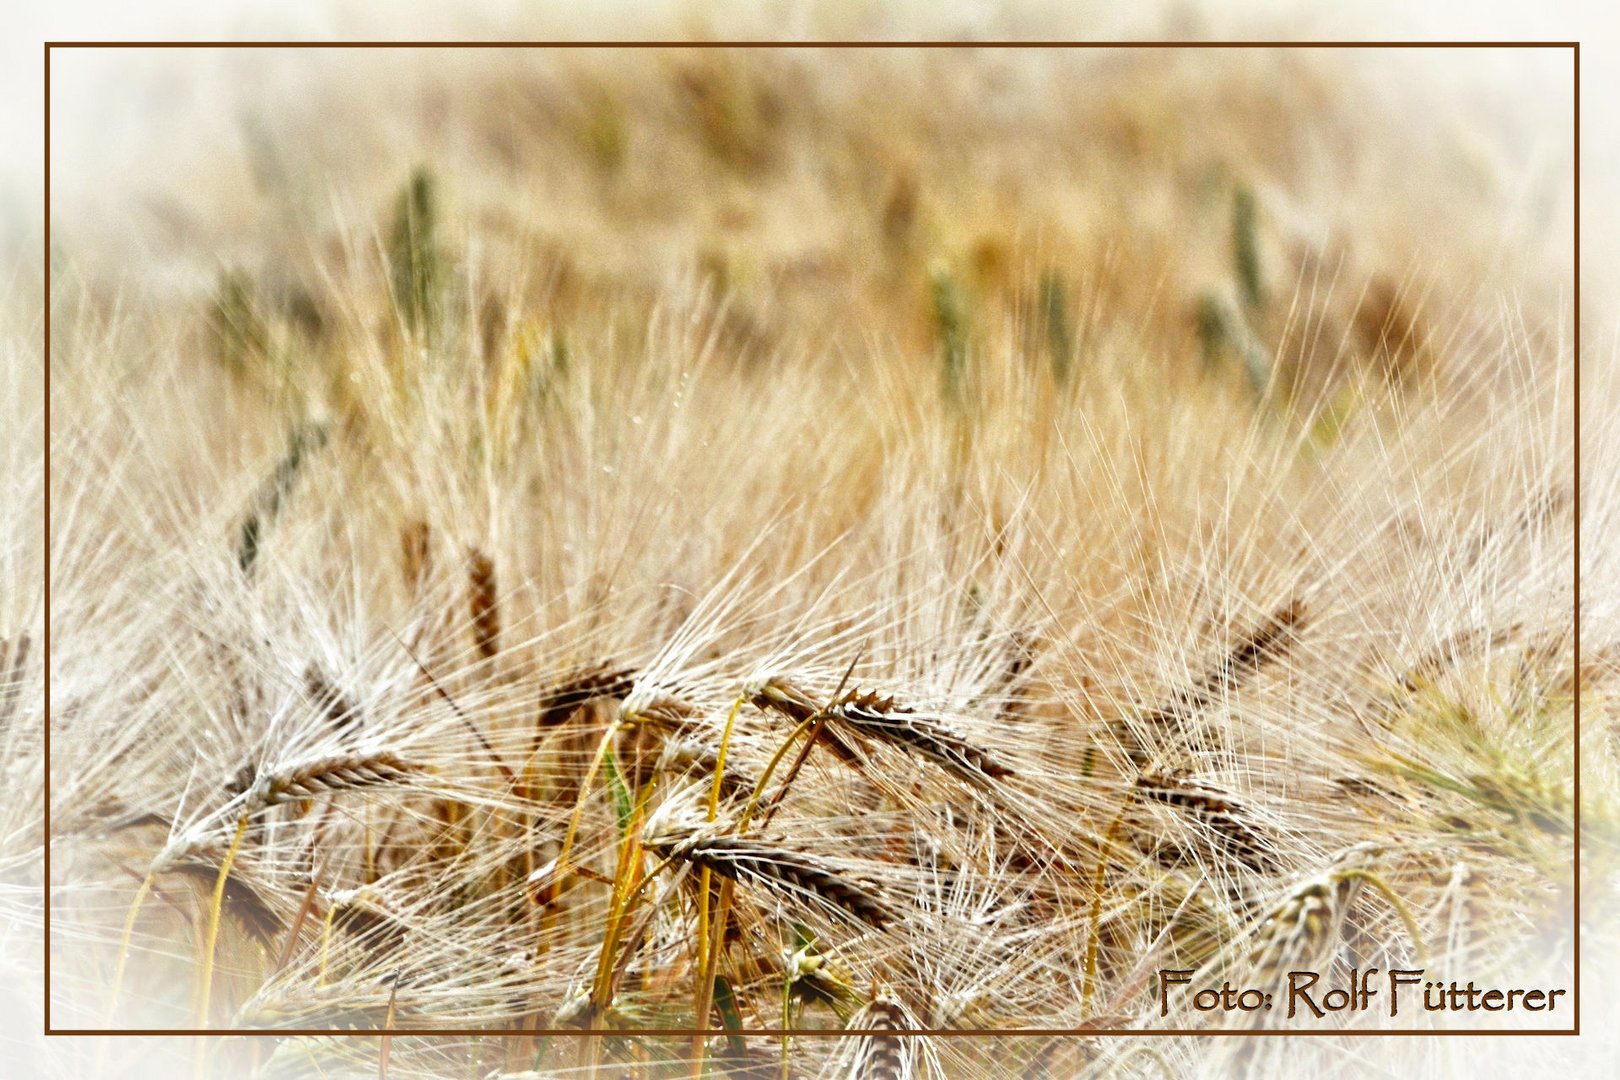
<box><xmin>9</xmin><ymin>9</ymin><xmax>1619</xmax><ymax>1080</ymax></box>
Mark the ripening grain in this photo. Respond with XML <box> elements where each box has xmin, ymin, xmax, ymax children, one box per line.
<box><xmin>15</xmin><ymin>26</ymin><xmax>1612</xmax><ymax>1080</ymax></box>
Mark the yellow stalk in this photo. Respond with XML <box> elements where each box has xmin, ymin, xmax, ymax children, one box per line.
<box><xmin>554</xmin><ymin>717</ymin><xmax>621</xmax><ymax>893</ymax></box>
<box><xmin>591</xmin><ymin>803</ymin><xmax>646</xmax><ymax>1011</ymax></box>
<box><xmin>1341</xmin><ymin>868</ymin><xmax>1431</xmax><ymax>969</ymax></box>
<box><xmin>196</xmin><ymin>813</ymin><xmax>250</xmax><ymax>1028</ymax></box>
<box><xmin>739</xmin><ymin>710</ymin><xmax>818</xmax><ymax>829</ymax></box>
<box><xmin>106</xmin><ymin>872</ymin><xmax>153</xmax><ymax>1025</ymax></box>
<box><xmin>690</xmin><ymin>694</ymin><xmax>744</xmax><ymax>1077</ymax></box>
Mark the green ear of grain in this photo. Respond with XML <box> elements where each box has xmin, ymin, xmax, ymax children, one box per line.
<box><xmin>1196</xmin><ymin>292</ymin><xmax>1233</xmax><ymax>372</ymax></box>
<box><xmin>931</xmin><ymin>267</ymin><xmax>969</xmax><ymax>404</ymax></box>
<box><xmin>583</xmin><ymin>92</ymin><xmax>628</xmax><ymax>174</ymax></box>
<box><xmin>1241</xmin><ymin>339</ymin><xmax>1272</xmax><ymax>397</ymax></box>
<box><xmin>389</xmin><ymin>168</ymin><xmax>445</xmax><ymax>337</ymax></box>
<box><xmin>237</xmin><ymin>515</ymin><xmax>263</xmax><ymax>575</ymax></box>
<box><xmin>1232</xmin><ymin>183</ymin><xmax>1264</xmax><ymax>313</ymax></box>
<box><xmin>210</xmin><ymin>271</ymin><xmax>270</xmax><ymax>377</ymax></box>
<box><xmin>1039</xmin><ymin>271</ymin><xmax>1075</xmax><ymax>386</ymax></box>
<box><xmin>1196</xmin><ymin>291</ymin><xmax>1271</xmax><ymax>397</ymax></box>
<box><xmin>237</xmin><ymin>421</ymin><xmax>328</xmax><ymax>575</ymax></box>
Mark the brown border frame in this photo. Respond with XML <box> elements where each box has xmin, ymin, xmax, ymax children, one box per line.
<box><xmin>41</xmin><ymin>38</ymin><xmax>1581</xmax><ymax>1041</ymax></box>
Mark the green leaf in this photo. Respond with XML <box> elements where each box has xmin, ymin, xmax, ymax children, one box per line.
<box><xmin>602</xmin><ymin>746</ymin><xmax>635</xmax><ymax>836</ymax></box>
<box><xmin>711</xmin><ymin>975</ymin><xmax>747</xmax><ymax>1056</ymax></box>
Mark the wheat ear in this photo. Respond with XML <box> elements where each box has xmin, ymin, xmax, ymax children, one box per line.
<box><xmin>466</xmin><ymin>547</ymin><xmax>500</xmax><ymax>661</ymax></box>
<box><xmin>645</xmin><ymin>823</ymin><xmax>896</xmax><ymax>929</ymax></box>
<box><xmin>251</xmin><ymin>752</ymin><xmax>422</xmax><ymax>806</ymax></box>
<box><xmin>828</xmin><ymin>690</ymin><xmax>1014</xmax><ymax>786</ymax></box>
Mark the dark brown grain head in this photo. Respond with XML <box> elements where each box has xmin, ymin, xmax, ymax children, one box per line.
<box><xmin>1134</xmin><ymin>770</ymin><xmax>1280</xmax><ymax>873</ymax></box>
<box><xmin>400</xmin><ymin>520</ymin><xmax>432</xmax><ymax>597</ymax></box>
<box><xmin>466</xmin><ymin>548</ymin><xmax>500</xmax><ymax>661</ymax></box>
<box><xmin>1354</xmin><ymin>274</ymin><xmax>1430</xmax><ymax>385</ymax></box>
<box><xmin>303</xmin><ymin>665</ymin><xmax>359</xmax><ymax>738</ymax></box>
<box><xmin>537</xmin><ymin>663</ymin><xmax>636</xmax><ymax>727</ymax></box>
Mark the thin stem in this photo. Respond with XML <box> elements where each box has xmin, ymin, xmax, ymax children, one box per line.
<box><xmin>739</xmin><ymin>714</ymin><xmax>814</xmax><ymax>828</ymax></box>
<box><xmin>692</xmin><ymin>694</ymin><xmax>744</xmax><ymax>1077</ymax></box>
<box><xmin>553</xmin><ymin>717</ymin><xmax>621</xmax><ymax>897</ymax></box>
<box><xmin>1341</xmin><ymin>868</ymin><xmax>1431</xmax><ymax>969</ymax></box>
<box><xmin>274</xmin><ymin>873</ymin><xmax>322</xmax><ymax>974</ymax></box>
<box><xmin>196</xmin><ymin>812</ymin><xmax>250</xmax><ymax>1028</ymax></box>
<box><xmin>1083</xmin><ymin>806</ymin><xmax>1130</xmax><ymax>1019</ymax></box>
<box><xmin>106</xmin><ymin>872</ymin><xmax>153</xmax><ymax>1025</ymax></box>
<box><xmin>779</xmin><ymin>969</ymin><xmax>794</xmax><ymax>1080</ymax></box>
